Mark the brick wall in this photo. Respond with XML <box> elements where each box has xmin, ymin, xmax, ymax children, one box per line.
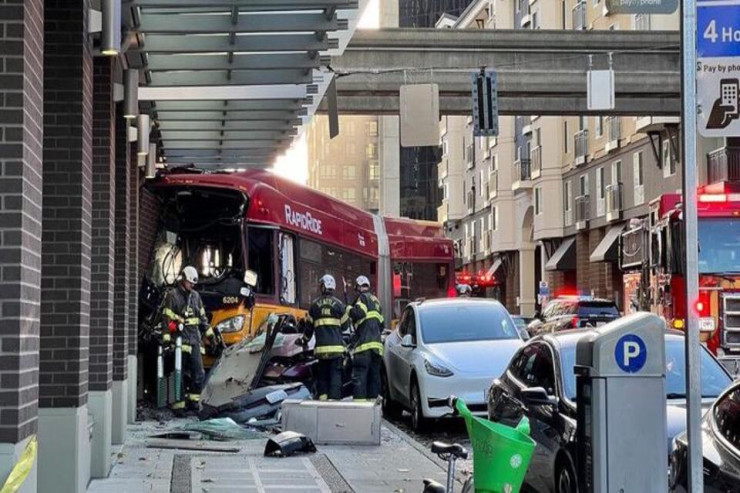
<box><xmin>89</xmin><ymin>57</ymin><xmax>115</xmax><ymax>393</ymax></box>
<box><xmin>576</xmin><ymin>231</ymin><xmax>589</xmax><ymax>293</ymax></box>
<box><xmin>128</xmin><ymin>153</ymin><xmax>139</xmax><ymax>356</ymax></box>
<box><xmin>0</xmin><ymin>0</ymin><xmax>44</xmax><ymax>443</ymax></box>
<box><xmin>138</xmin><ymin>187</ymin><xmax>160</xmax><ymax>281</ymax></box>
<box><xmin>39</xmin><ymin>0</ymin><xmax>93</xmax><ymax>409</ymax></box>
<box><xmin>113</xmin><ymin>107</ymin><xmax>129</xmax><ymax>381</ymax></box>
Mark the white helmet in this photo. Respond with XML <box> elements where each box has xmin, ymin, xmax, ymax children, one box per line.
<box><xmin>319</xmin><ymin>274</ymin><xmax>336</xmax><ymax>292</ymax></box>
<box><xmin>355</xmin><ymin>275</ymin><xmax>371</xmax><ymax>291</ymax></box>
<box><xmin>181</xmin><ymin>266</ymin><xmax>199</xmax><ymax>284</ymax></box>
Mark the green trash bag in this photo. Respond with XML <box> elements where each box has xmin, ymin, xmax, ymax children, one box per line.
<box><xmin>455</xmin><ymin>399</ymin><xmax>535</xmax><ymax>493</ymax></box>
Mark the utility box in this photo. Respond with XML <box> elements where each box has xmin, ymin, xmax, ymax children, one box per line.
<box><xmin>281</xmin><ymin>400</ymin><xmax>381</xmax><ymax>445</ymax></box>
<box><xmin>575</xmin><ymin>312</ymin><xmax>667</xmax><ymax>493</ymax></box>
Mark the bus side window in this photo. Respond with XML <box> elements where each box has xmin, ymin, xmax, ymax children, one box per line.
<box><xmin>247</xmin><ymin>226</ymin><xmax>275</xmax><ymax>295</ymax></box>
<box><xmin>279</xmin><ymin>232</ymin><xmax>296</xmax><ymax>305</ymax></box>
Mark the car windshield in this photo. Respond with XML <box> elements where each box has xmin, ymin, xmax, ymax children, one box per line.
<box><xmin>698</xmin><ymin>218</ymin><xmax>740</xmax><ymax>274</ymax></box>
<box><xmin>419</xmin><ymin>303</ymin><xmax>519</xmax><ymax>344</ymax></box>
<box><xmin>559</xmin><ymin>338</ymin><xmax>731</xmax><ymax>401</ymax></box>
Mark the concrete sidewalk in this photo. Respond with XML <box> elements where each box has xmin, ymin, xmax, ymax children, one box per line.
<box><xmin>87</xmin><ymin>419</ymin><xmax>456</xmax><ymax>492</ymax></box>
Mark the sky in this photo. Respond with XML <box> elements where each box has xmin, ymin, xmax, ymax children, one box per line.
<box><xmin>272</xmin><ymin>0</ymin><xmax>379</xmax><ymax>184</ymax></box>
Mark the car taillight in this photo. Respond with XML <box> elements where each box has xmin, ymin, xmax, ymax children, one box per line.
<box><xmin>571</xmin><ymin>316</ymin><xmax>580</xmax><ymax>328</ymax></box>
<box><xmin>447</xmin><ymin>287</ymin><xmax>457</xmax><ymax>297</ymax></box>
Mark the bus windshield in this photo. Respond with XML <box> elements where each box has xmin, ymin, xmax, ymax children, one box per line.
<box><xmin>698</xmin><ymin>218</ymin><xmax>740</xmax><ymax>274</ymax></box>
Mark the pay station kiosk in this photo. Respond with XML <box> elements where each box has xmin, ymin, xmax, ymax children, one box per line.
<box><xmin>575</xmin><ymin>312</ymin><xmax>667</xmax><ymax>492</ymax></box>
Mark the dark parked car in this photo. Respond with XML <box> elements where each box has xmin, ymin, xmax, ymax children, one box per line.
<box><xmin>530</xmin><ymin>296</ymin><xmax>620</xmax><ymax>336</ymax></box>
<box><xmin>670</xmin><ymin>379</ymin><xmax>740</xmax><ymax>492</ymax></box>
<box><xmin>487</xmin><ymin>330</ymin><xmax>733</xmax><ymax>493</ymax></box>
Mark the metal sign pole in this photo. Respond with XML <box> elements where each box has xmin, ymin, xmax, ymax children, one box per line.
<box><xmin>680</xmin><ymin>1</ymin><xmax>703</xmax><ymax>491</ymax></box>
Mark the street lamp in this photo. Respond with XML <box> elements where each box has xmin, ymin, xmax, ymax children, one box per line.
<box><xmin>137</xmin><ymin>114</ymin><xmax>150</xmax><ymax>156</ymax></box>
<box><xmin>124</xmin><ymin>69</ymin><xmax>139</xmax><ymax>120</ymax></box>
<box><xmin>100</xmin><ymin>0</ymin><xmax>121</xmax><ymax>56</ymax></box>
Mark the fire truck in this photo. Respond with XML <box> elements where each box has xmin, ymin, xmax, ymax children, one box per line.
<box><xmin>625</xmin><ymin>181</ymin><xmax>740</xmax><ymax>371</ymax></box>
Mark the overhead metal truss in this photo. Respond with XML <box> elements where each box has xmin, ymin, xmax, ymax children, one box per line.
<box><xmin>124</xmin><ymin>0</ymin><xmax>366</xmax><ymax>168</ymax></box>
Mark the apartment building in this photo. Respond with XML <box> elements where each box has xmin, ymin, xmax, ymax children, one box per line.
<box><xmin>440</xmin><ymin>0</ymin><xmax>734</xmax><ymax>316</ymax></box>
<box><xmin>307</xmin><ymin>115</ymin><xmax>381</xmax><ymax>212</ymax></box>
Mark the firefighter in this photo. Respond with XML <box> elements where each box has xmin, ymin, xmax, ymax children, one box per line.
<box><xmin>161</xmin><ymin>265</ymin><xmax>215</xmax><ymax>411</ymax></box>
<box><xmin>348</xmin><ymin>275</ymin><xmax>384</xmax><ymax>401</ymax></box>
<box><xmin>303</xmin><ymin>274</ymin><xmax>347</xmax><ymax>400</ymax></box>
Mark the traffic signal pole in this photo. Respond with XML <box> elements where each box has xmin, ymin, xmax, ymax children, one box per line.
<box><xmin>680</xmin><ymin>1</ymin><xmax>703</xmax><ymax>491</ymax></box>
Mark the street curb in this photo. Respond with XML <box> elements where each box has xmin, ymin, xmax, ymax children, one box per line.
<box><xmin>382</xmin><ymin>419</ymin><xmax>468</xmax><ymax>486</ymax></box>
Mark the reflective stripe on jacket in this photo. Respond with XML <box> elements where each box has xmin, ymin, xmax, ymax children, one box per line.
<box><xmin>349</xmin><ymin>292</ymin><xmax>384</xmax><ymax>355</ymax></box>
<box><xmin>161</xmin><ymin>285</ymin><xmax>209</xmax><ymax>347</ymax></box>
<box><xmin>305</xmin><ymin>295</ymin><xmax>347</xmax><ymax>359</ymax></box>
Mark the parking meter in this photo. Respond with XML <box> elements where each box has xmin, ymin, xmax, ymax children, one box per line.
<box><xmin>575</xmin><ymin>312</ymin><xmax>667</xmax><ymax>493</ymax></box>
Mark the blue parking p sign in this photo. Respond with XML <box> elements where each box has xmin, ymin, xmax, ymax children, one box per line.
<box><xmin>615</xmin><ymin>334</ymin><xmax>647</xmax><ymax>373</ymax></box>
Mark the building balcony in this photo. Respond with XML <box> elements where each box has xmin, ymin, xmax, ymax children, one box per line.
<box><xmin>530</xmin><ymin>145</ymin><xmax>542</xmax><ymax>179</ymax></box>
<box><xmin>635</xmin><ymin>116</ymin><xmax>680</xmax><ymax>134</ymax></box>
<box><xmin>575</xmin><ymin>195</ymin><xmax>590</xmax><ymax>230</ymax></box>
<box><xmin>575</xmin><ymin>129</ymin><xmax>588</xmax><ymax>166</ymax></box>
<box><xmin>605</xmin><ymin>116</ymin><xmax>621</xmax><ymax>153</ymax></box>
<box><xmin>512</xmin><ymin>158</ymin><xmax>532</xmax><ymax>191</ymax></box>
<box><xmin>606</xmin><ymin>183</ymin><xmax>623</xmax><ymax>222</ymax></box>
<box><xmin>489</xmin><ymin>169</ymin><xmax>498</xmax><ymax>200</ymax></box>
<box><xmin>572</xmin><ymin>1</ymin><xmax>586</xmax><ymax>30</ymax></box>
<box><xmin>707</xmin><ymin>147</ymin><xmax>740</xmax><ymax>183</ymax></box>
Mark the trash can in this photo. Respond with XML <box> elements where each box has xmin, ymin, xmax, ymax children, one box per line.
<box><xmin>456</xmin><ymin>399</ymin><xmax>535</xmax><ymax>493</ymax></box>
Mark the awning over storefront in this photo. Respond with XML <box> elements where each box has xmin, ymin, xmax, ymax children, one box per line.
<box><xmin>590</xmin><ymin>225</ymin><xmax>625</xmax><ymax>263</ymax></box>
<box><xmin>545</xmin><ymin>237</ymin><xmax>576</xmax><ymax>271</ymax></box>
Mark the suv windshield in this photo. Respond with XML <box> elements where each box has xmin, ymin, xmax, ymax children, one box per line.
<box><xmin>559</xmin><ymin>338</ymin><xmax>731</xmax><ymax>401</ymax></box>
<box><xmin>419</xmin><ymin>303</ymin><xmax>519</xmax><ymax>344</ymax></box>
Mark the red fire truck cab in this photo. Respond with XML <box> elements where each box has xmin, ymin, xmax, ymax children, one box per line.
<box><xmin>649</xmin><ymin>181</ymin><xmax>740</xmax><ymax>370</ymax></box>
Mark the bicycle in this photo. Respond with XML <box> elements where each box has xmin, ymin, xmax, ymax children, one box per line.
<box><xmin>422</xmin><ymin>397</ymin><xmax>473</xmax><ymax>493</ymax></box>
<box><xmin>421</xmin><ymin>396</ymin><xmax>534</xmax><ymax>493</ymax></box>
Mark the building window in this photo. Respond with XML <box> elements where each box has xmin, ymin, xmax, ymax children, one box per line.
<box><xmin>564</xmin><ymin>181</ymin><xmax>572</xmax><ymax>212</ymax></box>
<box><xmin>535</xmin><ymin>186</ymin><xmax>543</xmax><ymax>215</ymax></box>
<box><xmin>341</xmin><ymin>188</ymin><xmax>356</xmax><ymax>202</ymax></box>
<box><xmin>579</xmin><ymin>174</ymin><xmax>589</xmax><ymax>196</ymax></box>
<box><xmin>595</xmin><ymin>116</ymin><xmax>603</xmax><ymax>137</ymax></box>
<box><xmin>612</xmin><ymin>160</ymin><xmax>622</xmax><ymax>184</ymax></box>
<box><xmin>367</xmin><ymin>120</ymin><xmax>378</xmax><ymax>137</ymax></box>
<box><xmin>343</xmin><ymin>165</ymin><xmax>356</xmax><ymax>179</ymax></box>
<box><xmin>597</xmin><ymin>167</ymin><xmax>605</xmax><ymax>199</ymax></box>
<box><xmin>663</xmin><ymin>139</ymin><xmax>676</xmax><ymax>176</ymax></box>
<box><xmin>532</xmin><ymin>10</ymin><xmax>539</xmax><ymax>29</ymax></box>
<box><xmin>366</xmin><ymin>143</ymin><xmax>377</xmax><ymax>159</ymax></box>
<box><xmin>442</xmin><ymin>138</ymin><xmax>448</xmax><ymax>157</ymax></box>
<box><xmin>443</xmin><ymin>182</ymin><xmax>449</xmax><ymax>200</ymax></box>
<box><xmin>563</xmin><ymin>121</ymin><xmax>569</xmax><ymax>154</ymax></box>
<box><xmin>491</xmin><ymin>154</ymin><xmax>497</xmax><ymax>172</ymax></box>
<box><xmin>634</xmin><ymin>152</ymin><xmax>644</xmax><ymax>186</ymax></box>
<box><xmin>561</xmin><ymin>0</ymin><xmax>567</xmax><ymax>29</ymax></box>
<box><xmin>369</xmin><ymin>161</ymin><xmax>379</xmax><ymax>179</ymax></box>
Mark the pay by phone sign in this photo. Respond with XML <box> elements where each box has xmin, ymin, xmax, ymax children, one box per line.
<box><xmin>615</xmin><ymin>334</ymin><xmax>647</xmax><ymax>373</ymax></box>
<box><xmin>697</xmin><ymin>1</ymin><xmax>740</xmax><ymax>136</ymax></box>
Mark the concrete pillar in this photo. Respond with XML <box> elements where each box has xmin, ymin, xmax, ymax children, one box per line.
<box><xmin>378</xmin><ymin>116</ymin><xmax>400</xmax><ymax>217</ymax></box>
<box><xmin>112</xmin><ymin>107</ymin><xmax>130</xmax><ymax>444</ymax></box>
<box><xmin>378</xmin><ymin>0</ymin><xmax>400</xmax><ymax>217</ymax></box>
<box><xmin>0</xmin><ymin>1</ymin><xmax>44</xmax><ymax>491</ymax></box>
<box><xmin>127</xmin><ymin>144</ymin><xmax>140</xmax><ymax>424</ymax></box>
<box><xmin>89</xmin><ymin>57</ymin><xmax>117</xmax><ymax>479</ymax></box>
<box><xmin>38</xmin><ymin>2</ymin><xmax>94</xmax><ymax>491</ymax></box>
<box><xmin>519</xmin><ymin>245</ymin><xmax>537</xmax><ymax>316</ymax></box>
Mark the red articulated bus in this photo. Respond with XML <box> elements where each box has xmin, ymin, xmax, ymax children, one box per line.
<box><xmin>140</xmin><ymin>168</ymin><xmax>455</xmax><ymax>352</ymax></box>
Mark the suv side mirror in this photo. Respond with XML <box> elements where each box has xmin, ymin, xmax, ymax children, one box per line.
<box><xmin>520</xmin><ymin>387</ymin><xmax>558</xmax><ymax>407</ymax></box>
<box><xmin>401</xmin><ymin>334</ymin><xmax>416</xmax><ymax>348</ymax></box>
<box><xmin>244</xmin><ymin>270</ymin><xmax>258</xmax><ymax>288</ymax></box>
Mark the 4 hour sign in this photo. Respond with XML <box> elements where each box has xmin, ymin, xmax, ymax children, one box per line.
<box><xmin>697</xmin><ymin>0</ymin><xmax>740</xmax><ymax>136</ymax></box>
